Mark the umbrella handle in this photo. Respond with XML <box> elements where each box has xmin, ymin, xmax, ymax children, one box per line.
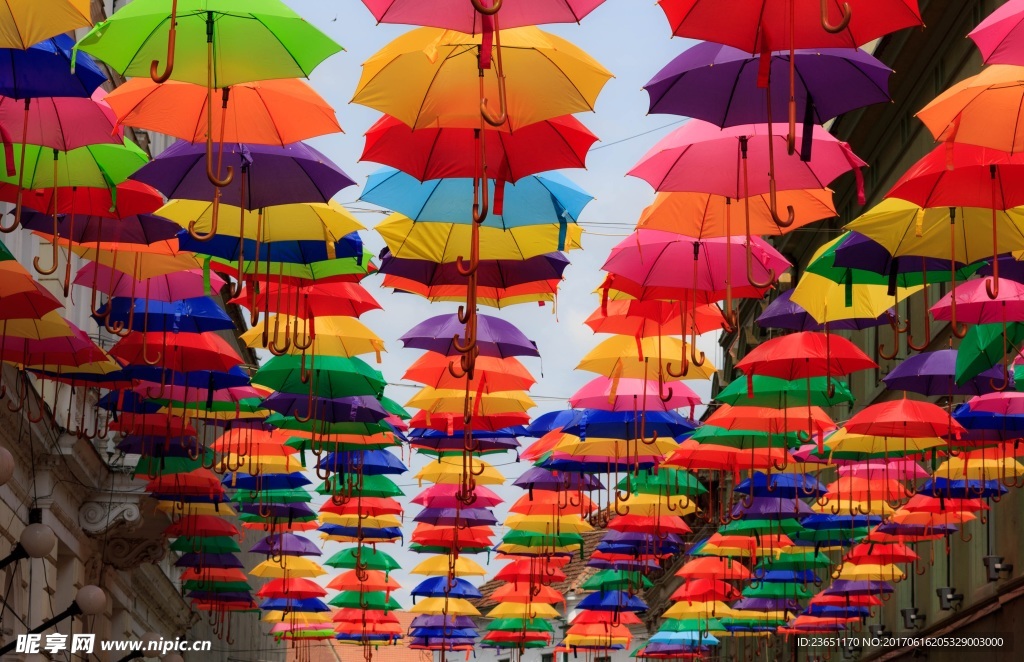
<box><xmin>658</xmin><ymin>372</ymin><xmax>673</xmax><ymax>403</ymax></box>
<box><xmin>480</xmin><ymin>27</ymin><xmax>508</xmax><ymax>127</ymax></box>
<box><xmin>33</xmin><ymin>215</ymin><xmax>60</xmax><ymax>276</ymax></box>
<box><xmin>268</xmin><ymin>315</ymin><xmax>292</xmax><ymax>356</ymax></box>
<box><xmin>471</xmin><ymin>0</ymin><xmax>502</xmax><ymax>14</ymax></box>
<box><xmin>151</xmin><ymin>0</ymin><xmax>178</xmax><ymax>82</ymax></box>
<box><xmin>959</xmin><ymin>527</ymin><xmax>973</xmax><ymax>544</ymax></box>
<box><xmin>293</xmin><ymin>299</ymin><xmax>314</xmax><ymax>350</ymax></box>
<box><xmin>878</xmin><ymin>315</ymin><xmax>901</xmax><ymax>360</ymax></box>
<box><xmin>768</xmin><ymin>181</ymin><xmax>795</xmax><ymax>228</ymax></box>
<box><xmin>26</xmin><ymin>379</ymin><xmax>45</xmax><ymax>425</ymax></box>
<box><xmin>820</xmin><ymin>0</ymin><xmax>852</xmax><ymax>33</ymax></box>
<box><xmin>453</xmin><ymin>332</ymin><xmax>476</xmax><ymax>356</ymax></box>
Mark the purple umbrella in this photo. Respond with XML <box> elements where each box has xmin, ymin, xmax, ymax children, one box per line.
<box><xmin>645</xmin><ymin>42</ymin><xmax>892</xmax><ymax>158</ymax></box>
<box><xmin>400</xmin><ymin>313</ymin><xmax>540</xmax><ymax>358</ymax></box>
<box><xmin>238</xmin><ymin>503</ymin><xmax>315</xmax><ymax>519</ymax></box>
<box><xmin>116</xmin><ymin>435</ymin><xmax>201</xmax><ymax>457</ymax></box>
<box><xmin>250</xmin><ymin>533</ymin><xmax>321</xmax><ymax>557</ymax></box>
<box><xmin>978</xmin><ymin>257</ymin><xmax>1024</xmax><ymax>283</ymax></box>
<box><xmin>731</xmin><ymin>496</ymin><xmax>814</xmax><ymax>519</ymax></box>
<box><xmin>262</xmin><ymin>393</ymin><xmax>388</xmax><ymax>424</ymax></box>
<box><xmin>825</xmin><ymin>580</ymin><xmax>894</xmax><ymax>596</ymax></box>
<box><xmin>21</xmin><ymin>211</ymin><xmax>180</xmax><ymax>245</ymax></box>
<box><xmin>513</xmin><ymin>467</ymin><xmax>604</xmax><ymax>493</ymax></box>
<box><xmin>132</xmin><ymin>141</ymin><xmax>356</xmax><ymax>209</ymax></box>
<box><xmin>883</xmin><ymin>349</ymin><xmax>1012</xmax><ymax>396</ymax></box>
<box><xmin>758</xmin><ymin>289</ymin><xmax>891</xmax><ymax>332</ymax></box>
<box><xmin>832</xmin><ymin>232</ymin><xmax>971</xmax><ymax>276</ymax></box>
<box><xmin>732</xmin><ymin>597</ymin><xmax>802</xmax><ymax>612</ymax></box>
<box><xmin>378</xmin><ymin>248</ymin><xmax>569</xmax><ymax>288</ymax></box>
<box><xmin>410</xmin><ymin>615</ymin><xmax>476</xmax><ymax>629</ymax></box>
<box><xmin>413</xmin><ymin>507</ymin><xmax>498</xmax><ymax>527</ymax></box>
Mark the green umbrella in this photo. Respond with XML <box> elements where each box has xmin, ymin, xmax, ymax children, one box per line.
<box><xmin>741</xmin><ymin>582</ymin><xmax>814</xmax><ymax>600</ymax></box>
<box><xmin>757</xmin><ymin>550</ymin><xmax>832</xmax><ymax>571</ymax></box>
<box><xmin>792</xmin><ymin>527</ymin><xmax>869</xmax><ymax>545</ymax></box>
<box><xmin>660</xmin><ymin>617</ymin><xmax>726</xmax><ymax>633</ymax></box>
<box><xmin>314</xmin><ymin>474</ymin><xmax>403</xmax><ymax>499</ymax></box>
<box><xmin>133</xmin><ymin>455</ymin><xmax>205</xmax><ymax>476</ymax></box>
<box><xmin>690</xmin><ymin>425</ymin><xmax>802</xmax><ymax>450</ymax></box>
<box><xmin>717</xmin><ymin>518</ymin><xmax>805</xmax><ymax>537</ymax></box>
<box><xmin>208</xmin><ymin>250</ymin><xmax>375</xmax><ymax>279</ymax></box>
<box><xmin>0</xmin><ymin>140</ymin><xmax>148</xmax><ymax>191</ymax></box>
<box><xmin>238</xmin><ymin>511</ymin><xmax>317</xmax><ymax>524</ymax></box>
<box><xmin>957</xmin><ymin>321</ymin><xmax>1024</xmax><ymax>384</ymax></box>
<box><xmin>252</xmin><ymin>354</ymin><xmax>386</xmax><ymax>399</ymax></box>
<box><xmin>380</xmin><ymin>396</ymin><xmax>411</xmax><ymax>420</ymax></box>
<box><xmin>324</xmin><ymin>547</ymin><xmax>400</xmax><ymax>572</ymax></box>
<box><xmin>289</xmin><ymin>435</ymin><xmax>399</xmax><ymax>454</ymax></box>
<box><xmin>581</xmin><ymin>569</ymin><xmax>653</xmax><ymax>592</ymax></box>
<box><xmin>170</xmin><ymin>536</ymin><xmax>241</xmax><ymax>554</ymax></box>
<box><xmin>498</xmin><ymin>531</ymin><xmax>584</xmax><ymax>554</ymax></box>
<box><xmin>329</xmin><ymin>590</ymin><xmax>401</xmax><ymax>611</ymax></box>
<box><xmin>233</xmin><ymin>488</ymin><xmax>312</xmax><ymax>504</ymax></box>
<box><xmin>75</xmin><ymin>0</ymin><xmax>341</xmax><ymax>87</ymax></box>
<box><xmin>265</xmin><ymin>413</ymin><xmax>395</xmax><ymax>436</ymax></box>
<box><xmin>716</xmin><ymin>376</ymin><xmax>853</xmax><ymax>408</ymax></box>
<box><xmin>182</xmin><ymin>580</ymin><xmax>251</xmax><ymax>592</ymax></box>
<box><xmin>487</xmin><ymin>618</ymin><xmax>555</xmax><ymax>633</ymax></box>
<box><xmin>616</xmin><ymin>467</ymin><xmax>706</xmax><ymax>497</ymax></box>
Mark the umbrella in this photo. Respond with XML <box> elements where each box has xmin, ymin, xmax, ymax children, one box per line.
<box><xmin>352</xmin><ymin>27</ymin><xmax>611</xmax><ymax>130</ymax></box>
<box><xmin>735</xmin><ymin>331</ymin><xmax>876</xmax><ymax>391</ymax></box>
<box><xmin>636</xmin><ymin>189</ymin><xmax>837</xmax><ymax>237</ymax></box>
<box><xmin>401</xmin><ymin>313</ymin><xmax>539</xmax><ymax>359</ymax></box>
<box><xmin>358</xmin><ymin>0</ymin><xmax>605</xmax><ymax>31</ymax></box>
<box><xmin>0</xmin><ymin>4</ymin><xmax>92</xmax><ymax>49</ymax></box>
<box><xmin>362</xmin><ymin>114</ymin><xmax>596</xmax><ymax>182</ymax></box>
<box><xmin>969</xmin><ymin>0</ymin><xmax>1024</xmax><ymax>64</ymax></box>
<box><xmin>885</xmin><ymin>349</ymin><xmax>1011</xmax><ymax>395</ymax></box>
<box><xmin>757</xmin><ymin>289</ymin><xmax>891</xmax><ymax>332</ymax></box>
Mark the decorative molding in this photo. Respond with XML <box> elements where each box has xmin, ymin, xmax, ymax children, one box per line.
<box><xmin>103</xmin><ymin>537</ymin><xmax>167</xmax><ymax>571</ymax></box>
<box><xmin>80</xmin><ymin>501</ymin><xmax>143</xmax><ymax>537</ymax></box>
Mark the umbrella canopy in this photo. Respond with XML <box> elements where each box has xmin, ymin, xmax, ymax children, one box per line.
<box><xmin>358</xmin><ymin>0</ymin><xmax>605</xmax><ymax>31</ymax></box>
<box><xmin>401</xmin><ymin>313</ymin><xmax>539</xmax><ymax>358</ymax></box>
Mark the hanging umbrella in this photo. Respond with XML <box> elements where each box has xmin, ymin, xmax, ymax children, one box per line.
<box><xmin>358</xmin><ymin>0</ymin><xmax>605</xmax><ymax>31</ymax></box>
<box><xmin>352</xmin><ymin>27</ymin><xmax>611</xmax><ymax>130</ymax></box>
<box><xmin>969</xmin><ymin>1</ymin><xmax>1024</xmax><ymax>64</ymax></box>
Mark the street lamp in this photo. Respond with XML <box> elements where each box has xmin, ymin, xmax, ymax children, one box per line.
<box><xmin>0</xmin><ymin>585</ymin><xmax>106</xmax><ymax>656</ymax></box>
<box><xmin>0</xmin><ymin>509</ymin><xmax>56</xmax><ymax>571</ymax></box>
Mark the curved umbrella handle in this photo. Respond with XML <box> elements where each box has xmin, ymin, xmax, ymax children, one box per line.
<box><xmin>471</xmin><ymin>0</ymin><xmax>502</xmax><ymax>15</ymax></box>
<box><xmin>33</xmin><ymin>235</ymin><xmax>59</xmax><ymax>276</ymax></box>
<box><xmin>151</xmin><ymin>0</ymin><xmax>178</xmax><ymax>83</ymax></box>
<box><xmin>658</xmin><ymin>372</ymin><xmax>673</xmax><ymax>403</ymax></box>
<box><xmin>453</xmin><ymin>332</ymin><xmax>476</xmax><ymax>356</ymax></box>
<box><xmin>480</xmin><ymin>28</ymin><xmax>508</xmax><ymax>127</ymax></box>
<box><xmin>878</xmin><ymin>315</ymin><xmax>900</xmax><ymax>360</ymax></box>
<box><xmin>821</xmin><ymin>0</ymin><xmax>852</xmax><ymax>33</ymax></box>
<box><xmin>768</xmin><ymin>181</ymin><xmax>796</xmax><ymax>228</ymax></box>
<box><xmin>746</xmin><ymin>238</ymin><xmax>775</xmax><ymax>289</ymax></box>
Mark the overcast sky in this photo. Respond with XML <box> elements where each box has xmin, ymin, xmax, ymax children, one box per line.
<box><xmin>279</xmin><ymin>0</ymin><xmax>709</xmax><ymax>603</ymax></box>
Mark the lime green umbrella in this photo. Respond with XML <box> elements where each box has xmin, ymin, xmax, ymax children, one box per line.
<box><xmin>329</xmin><ymin>591</ymin><xmax>401</xmax><ymax>611</ymax></box>
<box><xmin>0</xmin><ymin>140</ymin><xmax>148</xmax><ymax>191</ymax></box>
<box><xmin>716</xmin><ymin>376</ymin><xmax>853</xmax><ymax>408</ymax></box>
<box><xmin>170</xmin><ymin>536</ymin><xmax>241</xmax><ymax>554</ymax></box>
<box><xmin>208</xmin><ymin>250</ymin><xmax>374</xmax><ymax>279</ymax></box>
<box><xmin>314</xmin><ymin>475</ymin><xmax>403</xmax><ymax>499</ymax></box>
<box><xmin>661</xmin><ymin>617</ymin><xmax>726</xmax><ymax>633</ymax></box>
<box><xmin>757</xmin><ymin>550</ymin><xmax>832</xmax><ymax>571</ymax></box>
<box><xmin>718</xmin><ymin>518</ymin><xmax>805</xmax><ymax>537</ymax></box>
<box><xmin>75</xmin><ymin>0</ymin><xmax>341</xmax><ymax>87</ymax></box>
<box><xmin>617</xmin><ymin>467</ymin><xmax>706</xmax><ymax>497</ymax></box>
<box><xmin>252</xmin><ymin>354</ymin><xmax>386</xmax><ymax>399</ymax></box>
<box><xmin>581</xmin><ymin>569</ymin><xmax>653</xmax><ymax>592</ymax></box>
<box><xmin>324</xmin><ymin>547</ymin><xmax>400</xmax><ymax>573</ymax></box>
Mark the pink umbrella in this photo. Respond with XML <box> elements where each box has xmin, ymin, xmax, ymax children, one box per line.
<box><xmin>569</xmin><ymin>376</ymin><xmax>701</xmax><ymax>413</ymax></box>
<box><xmin>930</xmin><ymin>278</ymin><xmax>1024</xmax><ymax>325</ymax></box>
<box><xmin>131</xmin><ymin>382</ymin><xmax>264</xmax><ymax>404</ymax></box>
<box><xmin>74</xmin><ymin>264</ymin><xmax>227</xmax><ymax>303</ymax></box>
<box><xmin>965</xmin><ymin>391</ymin><xmax>1024</xmax><ymax>416</ymax></box>
<box><xmin>969</xmin><ymin>0</ymin><xmax>1024</xmax><ymax>65</ymax></box>
<box><xmin>837</xmin><ymin>459</ymin><xmax>929</xmax><ymax>481</ymax></box>
<box><xmin>411</xmin><ymin>484</ymin><xmax>503</xmax><ymax>509</ymax></box>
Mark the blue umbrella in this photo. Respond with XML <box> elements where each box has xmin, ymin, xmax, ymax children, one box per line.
<box><xmin>558</xmin><ymin>409</ymin><xmax>697</xmax><ymax>439</ymax></box>
<box><xmin>413</xmin><ymin>508</ymin><xmax>498</xmax><ymax>527</ymax></box>
<box><xmin>734</xmin><ymin>472</ymin><xmax>827</xmax><ymax>498</ymax></box>
<box><xmin>361</xmin><ymin>168</ymin><xmax>593</xmax><ymax>228</ymax></box>
<box><xmin>576</xmin><ymin>590</ymin><xmax>648</xmax><ymax>612</ymax></box>
<box><xmin>410</xmin><ymin>628</ymin><xmax>479</xmax><ymax>638</ymax></box>
<box><xmin>120</xmin><ymin>366</ymin><xmax>251</xmax><ymax>389</ymax></box>
<box><xmin>99</xmin><ymin>390</ymin><xmax>162</xmax><ymax>414</ymax></box>
<box><xmin>318</xmin><ymin>524</ymin><xmax>403</xmax><ymax>540</ymax></box>
<box><xmin>260</xmin><ymin>597</ymin><xmax>330</xmax><ymax>612</ymax></box>
<box><xmin>262</xmin><ymin>393</ymin><xmax>388</xmax><ymax>424</ymax></box>
<box><xmin>316</xmin><ymin>450</ymin><xmax>407</xmax><ymax>475</ymax></box>
<box><xmin>806</xmin><ymin>604</ymin><xmax>870</xmax><ymax>618</ymax></box>
<box><xmin>411</xmin><ymin>615</ymin><xmax>475</xmax><ymax>629</ymax></box>
<box><xmin>649</xmin><ymin>631</ymin><xmax>720</xmax><ymax>646</ymax></box>
<box><xmin>179</xmin><ymin>230</ymin><xmax>364</xmax><ymax>265</ymax></box>
<box><xmin>228</xmin><ymin>472</ymin><xmax>311</xmax><ymax>491</ymax></box>
<box><xmin>96</xmin><ymin>296</ymin><xmax>235</xmax><ymax>333</ymax></box>
<box><xmin>919</xmin><ymin>478</ymin><xmax>1007</xmax><ymax>499</ymax></box>
<box><xmin>0</xmin><ymin>35</ymin><xmax>106</xmax><ymax>99</ymax></box>
<box><xmin>410</xmin><ymin>577</ymin><xmax>482</xmax><ymax>600</ymax></box>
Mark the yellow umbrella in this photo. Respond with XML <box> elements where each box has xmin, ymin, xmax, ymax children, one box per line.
<box><xmin>485</xmin><ymin>602</ymin><xmax>561</xmax><ymax>620</ymax></box>
<box><xmin>577</xmin><ymin>335</ymin><xmax>716</xmax><ymax>380</ymax></box>
<box><xmin>811</xmin><ymin>498</ymin><xmax>894</xmax><ymax>517</ymax></box>
<box><xmin>790</xmin><ymin>271</ymin><xmax>921</xmax><ymax>325</ymax></box>
<box><xmin>823</xmin><ymin>428</ymin><xmax>946</xmax><ymax>456</ymax></box>
<box><xmin>159</xmin><ymin>199</ymin><xmax>363</xmax><ymax>242</ymax></box>
<box><xmin>832</xmin><ymin>562</ymin><xmax>905</xmax><ymax>582</ymax></box>
<box><xmin>261</xmin><ymin>611</ymin><xmax>331</xmax><ymax>624</ymax></box>
<box><xmin>614</xmin><ymin>492</ymin><xmax>696</xmax><ymax>517</ymax></box>
<box><xmin>0</xmin><ymin>1</ymin><xmax>91</xmax><ymax>49</ymax></box>
<box><xmin>727</xmin><ymin>610</ymin><xmax>792</xmax><ymax>623</ymax></box>
<box><xmin>71</xmin><ymin>245</ymin><xmax>203</xmax><ymax>278</ymax></box>
<box><xmin>250</xmin><ymin>557</ymin><xmax>326</xmax><ymax>579</ymax></box>
<box><xmin>552</xmin><ymin>435</ymin><xmax>680</xmax><ymax>458</ymax></box>
<box><xmin>933</xmin><ymin>455</ymin><xmax>1024</xmax><ymax>481</ymax></box>
<box><xmin>406</xmin><ymin>387</ymin><xmax>536</xmax><ymax>414</ymax></box>
<box><xmin>223</xmin><ymin>455</ymin><xmax>301</xmax><ymax>475</ymax></box>
<box><xmin>415</xmin><ymin>456</ymin><xmax>504</xmax><ymax>486</ymax></box>
<box><xmin>353</xmin><ymin>27</ymin><xmax>612</xmax><ymax>130</ymax></box>
<box><xmin>3</xmin><ymin>312</ymin><xmax>74</xmax><ymax>340</ymax></box>
<box><xmin>320</xmin><ymin>513</ymin><xmax>402</xmax><ymax>529</ymax></box>
<box><xmin>662</xmin><ymin>601</ymin><xmax>738</xmax><ymax>620</ymax></box>
<box><xmin>154</xmin><ymin>501</ymin><xmax>236</xmax><ymax>517</ymax></box>
<box><xmin>564</xmin><ymin>635</ymin><xmax>631</xmax><ymax>647</ymax></box>
<box><xmin>377</xmin><ymin>214</ymin><xmax>583</xmax><ymax>263</ymax></box>
<box><xmin>504</xmin><ymin>514</ymin><xmax>594</xmax><ymax>534</ymax></box>
<box><xmin>409</xmin><ymin>597</ymin><xmax>480</xmax><ymax>616</ymax></box>
<box><xmin>241</xmin><ymin>315</ymin><xmax>386</xmax><ymax>359</ymax></box>
<box><xmin>410</xmin><ymin>556</ymin><xmax>487</xmax><ymax>577</ymax></box>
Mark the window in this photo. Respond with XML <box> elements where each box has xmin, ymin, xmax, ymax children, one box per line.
<box><xmin>542</xmin><ymin>654</ymin><xmax>554</xmax><ymax>662</ymax></box>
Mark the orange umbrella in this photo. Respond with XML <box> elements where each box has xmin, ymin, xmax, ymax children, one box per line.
<box><xmin>326</xmin><ymin>570</ymin><xmax>401</xmax><ymax>594</ymax></box>
<box><xmin>403</xmin><ymin>351</ymin><xmax>536</xmax><ymax>391</ymax></box>
<box><xmin>520</xmin><ymin>428</ymin><xmax>564</xmax><ymax>462</ymax></box>
<box><xmin>104</xmin><ymin>78</ymin><xmax>341</xmax><ymax>145</ymax></box>
<box><xmin>584</xmin><ymin>298</ymin><xmax>725</xmax><ymax>337</ymax></box>
<box><xmin>636</xmin><ymin>189</ymin><xmax>837</xmax><ymax>236</ymax></box>
<box><xmin>675</xmin><ymin>556</ymin><xmax>752</xmax><ymax>581</ymax></box>
<box><xmin>664</xmin><ymin>439</ymin><xmax>790</xmax><ymax>471</ymax></box>
<box><xmin>509</xmin><ymin>490</ymin><xmax>597</xmax><ymax>515</ymax></box>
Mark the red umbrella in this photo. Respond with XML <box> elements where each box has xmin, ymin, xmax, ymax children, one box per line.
<box><xmin>110</xmin><ymin>331</ymin><xmax>244</xmax><ymax>374</ymax></box>
<box><xmin>735</xmin><ymin>331</ymin><xmax>876</xmax><ymax>396</ymax></box>
<box><xmin>108</xmin><ymin>413</ymin><xmax>197</xmax><ymax>437</ymax></box>
<box><xmin>408</xmin><ymin>410</ymin><xmax>529</xmax><ymax>433</ymax></box>
<box><xmin>669</xmin><ymin>578</ymin><xmax>742</xmax><ymax>602</ymax></box>
<box><xmin>257</xmin><ymin>578</ymin><xmax>328</xmax><ymax>599</ymax></box>
<box><xmin>492</xmin><ymin>558</ymin><xmax>569</xmax><ymax>584</ymax></box>
<box><xmin>164</xmin><ymin>515</ymin><xmax>239</xmax><ymax>538</ymax></box>
<box><xmin>230</xmin><ymin>279</ymin><xmax>382</xmax><ymax>322</ymax></box>
<box><xmin>0</xmin><ymin>180</ymin><xmax>163</xmax><ymax>219</ymax></box>
<box><xmin>844</xmin><ymin>398</ymin><xmax>965</xmax><ymax>439</ymax></box>
<box><xmin>320</xmin><ymin>497</ymin><xmax>403</xmax><ymax>517</ymax></box>
<box><xmin>675</xmin><ymin>556</ymin><xmax>752</xmax><ymax>581</ymax></box>
<box><xmin>362</xmin><ymin>114</ymin><xmax>596</xmax><ymax>182</ymax></box>
<box><xmin>144</xmin><ymin>469</ymin><xmax>225</xmax><ymax>498</ymax></box>
<box><xmin>570</xmin><ymin>611</ymin><xmax>643</xmax><ymax>625</ymax></box>
<box><xmin>845</xmin><ymin>542</ymin><xmax>918</xmax><ymax>565</ymax></box>
<box><xmin>607</xmin><ymin>515</ymin><xmax>691</xmax><ymax>535</ymax></box>
<box><xmin>333</xmin><ymin>608</ymin><xmax>400</xmax><ymax>625</ymax></box>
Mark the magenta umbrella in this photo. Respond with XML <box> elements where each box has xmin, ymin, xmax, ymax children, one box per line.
<box><xmin>965</xmin><ymin>391</ymin><xmax>1024</xmax><ymax>416</ymax></box>
<box><xmin>969</xmin><ymin>0</ymin><xmax>1024</xmax><ymax>65</ymax></box>
<box><xmin>0</xmin><ymin>89</ymin><xmax>122</xmax><ymax>152</ymax></box>
<box><xmin>359</xmin><ymin>0</ymin><xmax>605</xmax><ymax>32</ymax></box>
<box><xmin>74</xmin><ymin>264</ymin><xmax>227</xmax><ymax>303</ymax></box>
<box><xmin>836</xmin><ymin>460</ymin><xmax>929</xmax><ymax>481</ymax></box>
<box><xmin>569</xmin><ymin>376</ymin><xmax>700</xmax><ymax>413</ymax></box>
